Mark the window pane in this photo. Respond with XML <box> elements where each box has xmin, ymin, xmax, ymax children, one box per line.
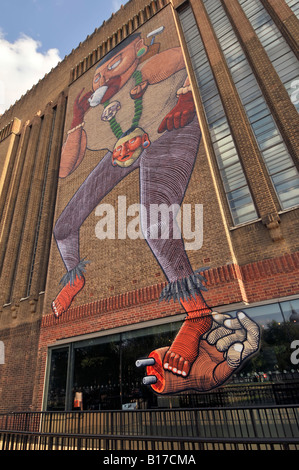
<box><xmin>46</xmin><ymin>347</ymin><xmax>69</xmax><ymax>411</ymax></box>
<box><xmin>73</xmin><ymin>335</ymin><xmax>121</xmax><ymax>410</ymax></box>
<box><xmin>280</xmin><ymin>299</ymin><xmax>299</xmax><ymax>323</ymax></box>
<box><xmin>210</xmin><ymin>117</ymin><xmax>231</xmax><ymax>142</ymax></box>
<box><xmin>263</xmin><ymin>144</ymin><xmax>293</xmax><ymax>174</ymax></box>
<box><xmin>285</xmin><ymin>0</ymin><xmax>299</xmax><ymax>19</ymax></box>
<box><xmin>221</xmin><ymin>163</ymin><xmax>247</xmax><ymax>191</ymax></box>
<box><xmin>242</xmin><ymin>303</ymin><xmax>285</xmax><ymax>328</ymax></box>
<box><xmin>205</xmin><ymin>0</ymin><xmax>299</xmax><ymax>210</ymax></box>
<box><xmin>273</xmin><ymin>168</ymin><xmax>299</xmax><ymax>206</ymax></box>
<box><xmin>227</xmin><ymin>300</ymin><xmax>299</xmax><ymax>378</ymax></box>
<box><xmin>239</xmin><ymin>0</ymin><xmax>299</xmax><ymax>112</ymax></box>
<box><xmin>231</xmin><ymin>204</ymin><xmax>259</xmax><ymax>225</ymax></box>
<box><xmin>121</xmin><ymin>323</ymin><xmax>182</xmax><ymax>408</ymax></box>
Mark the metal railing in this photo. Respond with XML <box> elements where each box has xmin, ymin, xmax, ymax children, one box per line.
<box><xmin>1</xmin><ymin>431</ymin><xmax>299</xmax><ymax>450</ymax></box>
<box><xmin>178</xmin><ymin>381</ymin><xmax>299</xmax><ymax>408</ymax></box>
<box><xmin>43</xmin><ymin>380</ymin><xmax>299</xmax><ymax>412</ymax></box>
<box><xmin>1</xmin><ymin>405</ymin><xmax>299</xmax><ymax>450</ymax></box>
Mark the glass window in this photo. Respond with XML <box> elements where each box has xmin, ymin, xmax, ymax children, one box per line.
<box><xmin>237</xmin><ymin>303</ymin><xmax>285</xmax><ymax>328</ymax></box>
<box><xmin>210</xmin><ymin>117</ymin><xmax>231</xmax><ymax>142</ymax></box>
<box><xmin>73</xmin><ymin>334</ymin><xmax>121</xmax><ymax>410</ymax></box>
<box><xmin>46</xmin><ymin>347</ymin><xmax>69</xmax><ymax>411</ymax></box>
<box><xmin>285</xmin><ymin>0</ymin><xmax>299</xmax><ymax>19</ymax></box>
<box><xmin>179</xmin><ymin>4</ymin><xmax>257</xmax><ymax>225</ymax></box>
<box><xmin>281</xmin><ymin>298</ymin><xmax>299</xmax><ymax>323</ymax></box>
<box><xmin>272</xmin><ymin>167</ymin><xmax>299</xmax><ymax>206</ymax></box>
<box><xmin>204</xmin><ymin>0</ymin><xmax>299</xmax><ymax>211</ymax></box>
<box><xmin>27</xmin><ymin>108</ymin><xmax>57</xmax><ymax>297</ymax></box>
<box><xmin>46</xmin><ymin>322</ymin><xmax>183</xmax><ymax>411</ymax></box>
<box><xmin>121</xmin><ymin>323</ymin><xmax>182</xmax><ymax>407</ymax></box>
<box><xmin>227</xmin><ymin>299</ymin><xmax>299</xmax><ymax>378</ymax></box>
<box><xmin>239</xmin><ymin>0</ymin><xmax>299</xmax><ymax>112</ymax></box>
<box><xmin>220</xmin><ymin>163</ymin><xmax>247</xmax><ymax>191</ymax></box>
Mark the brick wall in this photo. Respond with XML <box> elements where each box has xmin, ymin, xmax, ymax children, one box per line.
<box><xmin>0</xmin><ymin>319</ymin><xmax>41</xmax><ymax>413</ymax></box>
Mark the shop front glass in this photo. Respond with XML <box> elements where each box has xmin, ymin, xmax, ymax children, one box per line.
<box><xmin>227</xmin><ymin>299</ymin><xmax>299</xmax><ymax>382</ymax></box>
<box><xmin>45</xmin><ymin>299</ymin><xmax>299</xmax><ymax>410</ymax></box>
<box><xmin>46</xmin><ymin>347</ymin><xmax>69</xmax><ymax>411</ymax></box>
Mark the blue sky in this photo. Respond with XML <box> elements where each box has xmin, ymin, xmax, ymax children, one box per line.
<box><xmin>0</xmin><ymin>0</ymin><xmax>124</xmax><ymax>114</ymax></box>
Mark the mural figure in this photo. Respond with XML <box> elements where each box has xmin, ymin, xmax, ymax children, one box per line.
<box><xmin>52</xmin><ymin>27</ymin><xmax>260</xmax><ymax>394</ymax></box>
<box><xmin>137</xmin><ymin>310</ymin><xmax>260</xmax><ymax>394</ymax></box>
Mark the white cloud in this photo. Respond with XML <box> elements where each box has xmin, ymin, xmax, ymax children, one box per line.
<box><xmin>0</xmin><ymin>31</ymin><xmax>61</xmax><ymax>114</ymax></box>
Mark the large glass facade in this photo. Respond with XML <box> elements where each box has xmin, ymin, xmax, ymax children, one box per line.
<box><xmin>239</xmin><ymin>0</ymin><xmax>299</xmax><ymax>113</ymax></box>
<box><xmin>73</xmin><ymin>334</ymin><xmax>122</xmax><ymax>411</ymax></box>
<box><xmin>45</xmin><ymin>298</ymin><xmax>299</xmax><ymax>410</ymax></box>
<box><xmin>226</xmin><ymin>299</ymin><xmax>299</xmax><ymax>380</ymax></box>
<box><xmin>45</xmin><ymin>322</ymin><xmax>182</xmax><ymax>411</ymax></box>
<box><xmin>179</xmin><ymin>4</ymin><xmax>258</xmax><ymax>226</ymax></box>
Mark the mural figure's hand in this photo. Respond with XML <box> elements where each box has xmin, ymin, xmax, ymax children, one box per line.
<box><xmin>137</xmin><ymin>311</ymin><xmax>260</xmax><ymax>394</ymax></box>
<box><xmin>71</xmin><ymin>88</ymin><xmax>93</xmax><ymax>128</ymax></box>
<box><xmin>158</xmin><ymin>91</ymin><xmax>196</xmax><ymax>133</ymax></box>
<box><xmin>204</xmin><ymin>311</ymin><xmax>261</xmax><ymax>371</ymax></box>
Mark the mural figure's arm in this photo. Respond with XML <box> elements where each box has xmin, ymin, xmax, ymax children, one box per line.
<box><xmin>130</xmin><ymin>47</ymin><xmax>195</xmax><ymax>132</ymax></box>
<box><xmin>59</xmin><ymin>88</ymin><xmax>93</xmax><ymax>178</ymax></box>
<box><xmin>158</xmin><ymin>76</ymin><xmax>196</xmax><ymax>133</ymax></box>
<box><xmin>141</xmin><ymin>46</ymin><xmax>185</xmax><ymax>85</ymax></box>
<box><xmin>130</xmin><ymin>47</ymin><xmax>185</xmax><ymax>99</ymax></box>
<box><xmin>137</xmin><ymin>311</ymin><xmax>261</xmax><ymax>394</ymax></box>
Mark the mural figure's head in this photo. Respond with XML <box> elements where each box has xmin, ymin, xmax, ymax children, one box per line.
<box><xmin>89</xmin><ymin>33</ymin><xmax>148</xmax><ymax>107</ymax></box>
<box><xmin>112</xmin><ymin>126</ymin><xmax>151</xmax><ymax>167</ymax></box>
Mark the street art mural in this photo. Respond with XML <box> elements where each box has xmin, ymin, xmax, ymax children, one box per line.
<box><xmin>51</xmin><ymin>22</ymin><xmax>261</xmax><ymax>396</ymax></box>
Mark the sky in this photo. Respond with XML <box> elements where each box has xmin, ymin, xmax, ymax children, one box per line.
<box><xmin>0</xmin><ymin>0</ymin><xmax>124</xmax><ymax>115</ymax></box>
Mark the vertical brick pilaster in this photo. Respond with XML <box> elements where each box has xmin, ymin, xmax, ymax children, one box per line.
<box><xmin>261</xmin><ymin>0</ymin><xmax>299</xmax><ymax>58</ymax></box>
<box><xmin>29</xmin><ymin>92</ymin><xmax>67</xmax><ymax>298</ymax></box>
<box><xmin>0</xmin><ymin>118</ymin><xmax>21</xmax><ymax>219</ymax></box>
<box><xmin>0</xmin><ymin>113</ymin><xmax>42</xmax><ymax>305</ymax></box>
<box><xmin>12</xmin><ymin>103</ymin><xmax>55</xmax><ymax>300</ymax></box>
<box><xmin>0</xmin><ymin>123</ymin><xmax>30</xmax><ymax>272</ymax></box>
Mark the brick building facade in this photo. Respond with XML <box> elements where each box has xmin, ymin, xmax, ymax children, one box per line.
<box><xmin>0</xmin><ymin>0</ymin><xmax>298</xmax><ymax>412</ymax></box>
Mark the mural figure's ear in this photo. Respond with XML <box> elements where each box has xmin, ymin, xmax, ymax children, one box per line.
<box><xmin>142</xmin><ymin>133</ymin><xmax>151</xmax><ymax>149</ymax></box>
<box><xmin>135</xmin><ymin>38</ymin><xmax>148</xmax><ymax>59</ymax></box>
